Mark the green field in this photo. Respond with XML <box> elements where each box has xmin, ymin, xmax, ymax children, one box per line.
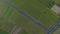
<box><xmin>0</xmin><ymin>29</ymin><xmax>8</xmax><ymax>34</ymax></box>
<box><xmin>0</xmin><ymin>0</ymin><xmax>60</xmax><ymax>34</ymax></box>
<box><xmin>52</xmin><ymin>26</ymin><xmax>60</xmax><ymax>34</ymax></box>
<box><xmin>54</xmin><ymin>0</ymin><xmax>60</xmax><ymax>4</ymax></box>
<box><xmin>0</xmin><ymin>9</ymin><xmax>46</xmax><ymax>34</ymax></box>
<box><xmin>0</xmin><ymin>1</ymin><xmax>46</xmax><ymax>34</ymax></box>
<box><xmin>8</xmin><ymin>9</ymin><xmax>46</xmax><ymax>34</ymax></box>
<box><xmin>9</xmin><ymin>0</ymin><xmax>59</xmax><ymax>29</ymax></box>
<box><xmin>0</xmin><ymin>1</ymin><xmax>13</xmax><ymax>32</ymax></box>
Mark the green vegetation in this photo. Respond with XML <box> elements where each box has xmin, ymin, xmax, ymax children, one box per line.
<box><xmin>0</xmin><ymin>1</ymin><xmax>46</xmax><ymax>34</ymax></box>
<box><xmin>0</xmin><ymin>0</ymin><xmax>9</xmax><ymax>18</ymax></box>
<box><xmin>0</xmin><ymin>0</ymin><xmax>60</xmax><ymax>34</ymax></box>
<box><xmin>0</xmin><ymin>29</ymin><xmax>8</xmax><ymax>34</ymax></box>
<box><xmin>19</xmin><ymin>29</ymin><xmax>28</xmax><ymax>34</ymax></box>
<box><xmin>8</xmin><ymin>10</ymin><xmax>46</xmax><ymax>34</ymax></box>
<box><xmin>3</xmin><ymin>6</ymin><xmax>13</xmax><ymax>18</ymax></box>
<box><xmin>54</xmin><ymin>0</ymin><xmax>60</xmax><ymax>4</ymax></box>
<box><xmin>9</xmin><ymin>0</ymin><xmax>59</xmax><ymax>29</ymax></box>
<box><xmin>48</xmin><ymin>1</ymin><xmax>55</xmax><ymax>8</ymax></box>
<box><xmin>52</xmin><ymin>26</ymin><xmax>60</xmax><ymax>34</ymax></box>
<box><xmin>0</xmin><ymin>0</ymin><xmax>11</xmax><ymax>33</ymax></box>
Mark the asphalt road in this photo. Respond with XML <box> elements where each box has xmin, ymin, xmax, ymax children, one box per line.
<box><xmin>46</xmin><ymin>20</ymin><xmax>60</xmax><ymax>34</ymax></box>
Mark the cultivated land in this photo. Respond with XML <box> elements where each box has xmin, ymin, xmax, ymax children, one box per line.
<box><xmin>0</xmin><ymin>0</ymin><xmax>46</xmax><ymax>34</ymax></box>
<box><xmin>9</xmin><ymin>0</ymin><xmax>59</xmax><ymax>29</ymax></box>
<box><xmin>0</xmin><ymin>0</ymin><xmax>60</xmax><ymax>34</ymax></box>
<box><xmin>8</xmin><ymin>9</ymin><xmax>46</xmax><ymax>34</ymax></box>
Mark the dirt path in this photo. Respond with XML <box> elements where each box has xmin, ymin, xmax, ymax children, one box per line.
<box><xmin>10</xmin><ymin>26</ymin><xmax>21</xmax><ymax>34</ymax></box>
